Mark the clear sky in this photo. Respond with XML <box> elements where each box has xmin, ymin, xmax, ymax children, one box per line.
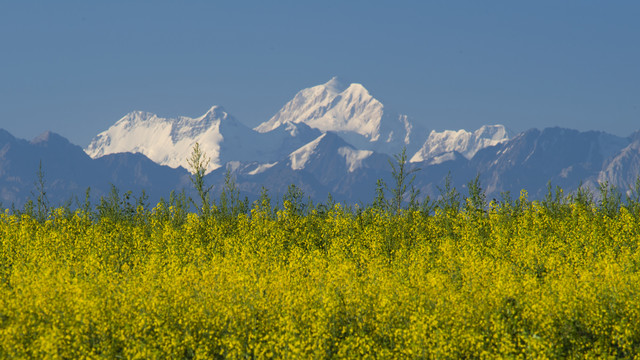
<box><xmin>1</xmin><ymin>1</ymin><xmax>639</xmax><ymax>146</ymax></box>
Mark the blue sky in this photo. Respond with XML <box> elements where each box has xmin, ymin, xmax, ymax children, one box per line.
<box><xmin>1</xmin><ymin>1</ymin><xmax>639</xmax><ymax>146</ymax></box>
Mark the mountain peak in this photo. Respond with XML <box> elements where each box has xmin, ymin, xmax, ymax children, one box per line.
<box><xmin>116</xmin><ymin>111</ymin><xmax>158</xmax><ymax>130</ymax></box>
<box><xmin>323</xmin><ymin>76</ymin><xmax>347</xmax><ymax>94</ymax></box>
<box><xmin>86</xmin><ymin>104</ymin><xmax>263</xmax><ymax>174</ymax></box>
<box><xmin>123</xmin><ymin>110</ymin><xmax>156</xmax><ymax>120</ymax></box>
<box><xmin>254</xmin><ymin>79</ymin><xmax>408</xmax><ymax>151</ymax></box>
<box><xmin>340</xmin><ymin>83</ymin><xmax>373</xmax><ymax>103</ymax></box>
<box><xmin>201</xmin><ymin>105</ymin><xmax>227</xmax><ymax>119</ymax></box>
<box><xmin>31</xmin><ymin>131</ymin><xmax>72</xmax><ymax>146</ymax></box>
<box><xmin>473</xmin><ymin>124</ymin><xmax>511</xmax><ymax>141</ymax></box>
<box><xmin>410</xmin><ymin>125</ymin><xmax>511</xmax><ymax>163</ymax></box>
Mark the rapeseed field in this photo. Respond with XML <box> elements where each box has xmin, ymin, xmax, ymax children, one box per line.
<box><xmin>1</xmin><ymin>181</ymin><xmax>639</xmax><ymax>359</ymax></box>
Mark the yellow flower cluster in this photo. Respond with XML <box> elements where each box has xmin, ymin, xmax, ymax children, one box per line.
<box><xmin>0</xmin><ymin>198</ymin><xmax>639</xmax><ymax>358</ymax></box>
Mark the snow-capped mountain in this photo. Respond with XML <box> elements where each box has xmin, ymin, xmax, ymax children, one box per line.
<box><xmin>86</xmin><ymin>106</ymin><xmax>262</xmax><ymax>173</ymax></box>
<box><xmin>235</xmin><ymin>131</ymin><xmax>386</xmax><ymax>181</ymax></box>
<box><xmin>410</xmin><ymin>125</ymin><xmax>511</xmax><ymax>164</ymax></box>
<box><xmin>85</xmin><ymin>105</ymin><xmax>324</xmax><ymax>175</ymax></box>
<box><xmin>85</xmin><ymin>78</ymin><xmax>513</xmax><ymax>176</ymax></box>
<box><xmin>25</xmin><ymin>76</ymin><xmax>628</xmax><ymax>206</ymax></box>
<box><xmin>255</xmin><ymin>77</ymin><xmax>425</xmax><ymax>155</ymax></box>
<box><xmin>285</xmin><ymin>132</ymin><xmax>386</xmax><ymax>174</ymax></box>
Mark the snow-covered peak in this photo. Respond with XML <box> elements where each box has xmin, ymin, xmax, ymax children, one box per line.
<box><xmin>200</xmin><ymin>105</ymin><xmax>231</xmax><ymax>121</ymax></box>
<box><xmin>284</xmin><ymin>131</ymin><xmax>381</xmax><ymax>175</ymax></box>
<box><xmin>303</xmin><ymin>82</ymin><xmax>382</xmax><ymax>139</ymax></box>
<box><xmin>323</xmin><ymin>76</ymin><xmax>347</xmax><ymax>94</ymax></box>
<box><xmin>410</xmin><ymin>124</ymin><xmax>511</xmax><ymax>163</ymax></box>
<box><xmin>289</xmin><ymin>133</ymin><xmax>326</xmax><ymax>170</ymax></box>
<box><xmin>255</xmin><ymin>79</ymin><xmax>382</xmax><ymax>138</ymax></box>
<box><xmin>340</xmin><ymin>82</ymin><xmax>370</xmax><ymax>100</ymax></box>
<box><xmin>85</xmin><ymin>106</ymin><xmax>254</xmax><ymax>174</ymax></box>
<box><xmin>255</xmin><ymin>78</ymin><xmax>420</xmax><ymax>155</ymax></box>
<box><xmin>112</xmin><ymin>111</ymin><xmax>158</xmax><ymax>130</ymax></box>
<box><xmin>254</xmin><ymin>78</ymin><xmax>351</xmax><ymax>133</ymax></box>
<box><xmin>473</xmin><ymin>125</ymin><xmax>510</xmax><ymax>143</ymax></box>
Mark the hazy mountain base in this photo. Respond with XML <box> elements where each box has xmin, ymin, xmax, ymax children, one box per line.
<box><xmin>8</xmin><ymin>132</ymin><xmax>640</xmax><ymax>237</ymax></box>
<box><xmin>1</xmin><ymin>125</ymin><xmax>640</xmax><ymax>208</ymax></box>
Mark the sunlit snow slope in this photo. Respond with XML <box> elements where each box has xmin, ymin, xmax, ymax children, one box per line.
<box><xmin>255</xmin><ymin>77</ymin><xmax>422</xmax><ymax>154</ymax></box>
<box><xmin>410</xmin><ymin>125</ymin><xmax>511</xmax><ymax>164</ymax></box>
<box><xmin>85</xmin><ymin>106</ymin><xmax>258</xmax><ymax>173</ymax></box>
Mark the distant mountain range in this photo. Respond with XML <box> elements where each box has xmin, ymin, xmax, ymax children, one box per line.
<box><xmin>1</xmin><ymin>78</ymin><xmax>638</xmax><ymax>207</ymax></box>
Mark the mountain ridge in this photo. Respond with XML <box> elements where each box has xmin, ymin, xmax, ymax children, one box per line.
<box><xmin>1</xmin><ymin>79</ymin><xmax>638</xmax><ymax>206</ymax></box>
<box><xmin>86</xmin><ymin>78</ymin><xmax>511</xmax><ymax>174</ymax></box>
<box><xmin>2</xmin><ymin>124</ymin><xmax>639</xmax><ymax>207</ymax></box>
